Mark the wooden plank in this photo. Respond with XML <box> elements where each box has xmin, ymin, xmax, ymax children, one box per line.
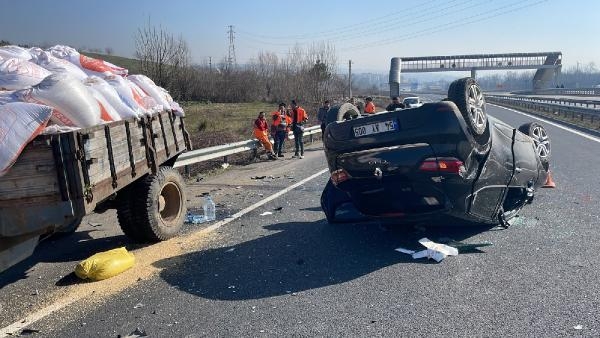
<box><xmin>0</xmin><ymin>175</ymin><xmax>60</xmax><ymax>200</ymax></box>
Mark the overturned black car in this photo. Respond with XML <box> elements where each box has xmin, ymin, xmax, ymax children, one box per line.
<box><xmin>321</xmin><ymin>77</ymin><xmax>552</xmax><ymax>227</ymax></box>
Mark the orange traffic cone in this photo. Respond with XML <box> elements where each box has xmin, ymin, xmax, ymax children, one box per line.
<box><xmin>542</xmin><ymin>170</ymin><xmax>556</xmax><ymax>188</ymax></box>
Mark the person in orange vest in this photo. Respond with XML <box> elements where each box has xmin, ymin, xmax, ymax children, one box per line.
<box><xmin>364</xmin><ymin>97</ymin><xmax>376</xmax><ymax>114</ymax></box>
<box><xmin>253</xmin><ymin>111</ymin><xmax>277</xmax><ymax>160</ymax></box>
<box><xmin>290</xmin><ymin>100</ymin><xmax>308</xmax><ymax>159</ymax></box>
<box><xmin>271</xmin><ymin>103</ymin><xmax>292</xmax><ymax>157</ymax></box>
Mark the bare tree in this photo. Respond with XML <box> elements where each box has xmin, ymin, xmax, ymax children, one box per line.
<box><xmin>105</xmin><ymin>47</ymin><xmax>114</xmax><ymax>55</ymax></box>
<box><xmin>134</xmin><ymin>20</ymin><xmax>191</xmax><ymax>95</ymax></box>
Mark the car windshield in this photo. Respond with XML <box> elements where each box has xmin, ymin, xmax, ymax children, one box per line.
<box><xmin>404</xmin><ymin>98</ymin><xmax>418</xmax><ymax>104</ymax></box>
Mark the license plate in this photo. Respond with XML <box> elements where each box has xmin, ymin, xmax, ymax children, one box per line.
<box><xmin>353</xmin><ymin>120</ymin><xmax>398</xmax><ymax>137</ymax></box>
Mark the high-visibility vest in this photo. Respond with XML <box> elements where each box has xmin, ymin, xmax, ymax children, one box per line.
<box><xmin>365</xmin><ymin>101</ymin><xmax>375</xmax><ymax>114</ymax></box>
<box><xmin>293</xmin><ymin>107</ymin><xmax>308</xmax><ymax>123</ymax></box>
<box><xmin>271</xmin><ymin>111</ymin><xmax>291</xmax><ymax>129</ymax></box>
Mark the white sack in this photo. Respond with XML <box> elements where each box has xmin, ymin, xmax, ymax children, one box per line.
<box><xmin>17</xmin><ymin>73</ymin><xmax>102</xmax><ymax>127</ymax></box>
<box><xmin>84</xmin><ymin>76</ymin><xmax>140</xmax><ymax>119</ymax></box>
<box><xmin>0</xmin><ymin>102</ymin><xmax>53</xmax><ymax>177</ymax></box>
<box><xmin>0</xmin><ymin>58</ymin><xmax>51</xmax><ymax>90</ymax></box>
<box><xmin>86</xmin><ymin>86</ymin><xmax>121</xmax><ymax>122</ymax></box>
<box><xmin>105</xmin><ymin>74</ymin><xmax>149</xmax><ymax>116</ymax></box>
<box><xmin>128</xmin><ymin>75</ymin><xmax>170</xmax><ymax>111</ymax></box>
<box><xmin>127</xmin><ymin>78</ymin><xmax>161</xmax><ymax>113</ymax></box>
<box><xmin>0</xmin><ymin>91</ymin><xmax>17</xmax><ymax>104</ymax></box>
<box><xmin>159</xmin><ymin>86</ymin><xmax>185</xmax><ymax>116</ymax></box>
<box><xmin>31</xmin><ymin>50</ymin><xmax>87</xmax><ymax>80</ymax></box>
<box><xmin>47</xmin><ymin>45</ymin><xmax>128</xmax><ymax>76</ymax></box>
<box><xmin>0</xmin><ymin>45</ymin><xmax>33</xmax><ymax>60</ymax></box>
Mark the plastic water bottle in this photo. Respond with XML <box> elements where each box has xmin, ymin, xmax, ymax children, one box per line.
<box><xmin>203</xmin><ymin>196</ymin><xmax>216</xmax><ymax>221</ymax></box>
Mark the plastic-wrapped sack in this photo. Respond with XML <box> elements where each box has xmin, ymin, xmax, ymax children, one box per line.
<box><xmin>84</xmin><ymin>76</ymin><xmax>141</xmax><ymax>119</ymax></box>
<box><xmin>0</xmin><ymin>90</ymin><xmax>17</xmax><ymax>104</ymax></box>
<box><xmin>159</xmin><ymin>87</ymin><xmax>185</xmax><ymax>116</ymax></box>
<box><xmin>87</xmin><ymin>86</ymin><xmax>121</xmax><ymax>122</ymax></box>
<box><xmin>105</xmin><ymin>74</ymin><xmax>150</xmax><ymax>116</ymax></box>
<box><xmin>75</xmin><ymin>247</ymin><xmax>135</xmax><ymax>281</ymax></box>
<box><xmin>0</xmin><ymin>58</ymin><xmax>52</xmax><ymax>90</ymax></box>
<box><xmin>30</xmin><ymin>49</ymin><xmax>87</xmax><ymax>81</ymax></box>
<box><xmin>0</xmin><ymin>45</ymin><xmax>33</xmax><ymax>60</ymax></box>
<box><xmin>127</xmin><ymin>78</ymin><xmax>161</xmax><ymax>113</ymax></box>
<box><xmin>128</xmin><ymin>75</ymin><xmax>170</xmax><ymax>111</ymax></box>
<box><xmin>0</xmin><ymin>102</ymin><xmax>53</xmax><ymax>177</ymax></box>
<box><xmin>47</xmin><ymin>45</ymin><xmax>128</xmax><ymax>77</ymax></box>
<box><xmin>17</xmin><ymin>73</ymin><xmax>102</xmax><ymax>127</ymax></box>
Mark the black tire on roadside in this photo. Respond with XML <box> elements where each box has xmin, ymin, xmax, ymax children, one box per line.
<box><xmin>448</xmin><ymin>77</ymin><xmax>490</xmax><ymax>146</ymax></box>
<box><xmin>129</xmin><ymin>167</ymin><xmax>187</xmax><ymax>242</ymax></box>
<box><xmin>116</xmin><ymin>186</ymin><xmax>147</xmax><ymax>242</ymax></box>
<box><xmin>518</xmin><ymin>122</ymin><xmax>551</xmax><ymax>170</ymax></box>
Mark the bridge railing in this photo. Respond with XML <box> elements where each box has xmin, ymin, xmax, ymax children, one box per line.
<box><xmin>514</xmin><ymin>87</ymin><xmax>600</xmax><ymax>96</ymax></box>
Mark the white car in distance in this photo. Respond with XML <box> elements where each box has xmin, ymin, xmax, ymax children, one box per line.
<box><xmin>403</xmin><ymin>96</ymin><xmax>423</xmax><ymax>108</ymax></box>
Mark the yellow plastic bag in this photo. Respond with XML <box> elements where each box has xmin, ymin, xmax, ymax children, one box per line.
<box><xmin>75</xmin><ymin>247</ymin><xmax>135</xmax><ymax>281</ymax></box>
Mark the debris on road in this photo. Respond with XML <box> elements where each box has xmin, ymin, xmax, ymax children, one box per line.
<box><xmin>273</xmin><ymin>207</ymin><xmax>283</xmax><ymax>211</ymax></box>
<box><xmin>133</xmin><ymin>303</ymin><xmax>144</xmax><ymax>309</ymax></box>
<box><xmin>18</xmin><ymin>328</ymin><xmax>41</xmax><ymax>335</ymax></box>
<box><xmin>87</xmin><ymin>221</ymin><xmax>102</xmax><ymax>227</ymax></box>
<box><xmin>259</xmin><ymin>211</ymin><xmax>273</xmax><ymax>216</ymax></box>
<box><xmin>574</xmin><ymin>325</ymin><xmax>583</xmax><ymax>330</ymax></box>
<box><xmin>119</xmin><ymin>328</ymin><xmax>148</xmax><ymax>338</ymax></box>
<box><xmin>395</xmin><ymin>238</ymin><xmax>459</xmax><ymax>262</ymax></box>
<box><xmin>251</xmin><ymin>175</ymin><xmax>266</xmax><ymax>180</ymax></box>
<box><xmin>440</xmin><ymin>239</ymin><xmax>493</xmax><ymax>253</ymax></box>
<box><xmin>221</xmin><ymin>163</ymin><xmax>230</xmax><ymax>169</ymax></box>
<box><xmin>185</xmin><ymin>213</ymin><xmax>207</xmax><ymax>224</ymax></box>
<box><xmin>75</xmin><ymin>247</ymin><xmax>135</xmax><ymax>281</ymax></box>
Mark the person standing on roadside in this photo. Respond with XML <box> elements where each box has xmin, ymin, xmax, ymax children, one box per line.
<box><xmin>364</xmin><ymin>97</ymin><xmax>376</xmax><ymax>114</ymax></box>
<box><xmin>271</xmin><ymin>103</ymin><xmax>291</xmax><ymax>157</ymax></box>
<box><xmin>253</xmin><ymin>112</ymin><xmax>277</xmax><ymax>160</ymax></box>
<box><xmin>386</xmin><ymin>96</ymin><xmax>405</xmax><ymax>111</ymax></box>
<box><xmin>290</xmin><ymin>100</ymin><xmax>308</xmax><ymax>158</ymax></box>
<box><xmin>317</xmin><ymin>100</ymin><xmax>331</xmax><ymax>134</ymax></box>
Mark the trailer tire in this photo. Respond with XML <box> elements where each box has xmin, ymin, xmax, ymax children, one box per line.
<box><xmin>131</xmin><ymin>167</ymin><xmax>187</xmax><ymax>241</ymax></box>
<box><xmin>116</xmin><ymin>187</ymin><xmax>147</xmax><ymax>242</ymax></box>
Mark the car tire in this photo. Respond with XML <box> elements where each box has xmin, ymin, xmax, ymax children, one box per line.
<box><xmin>116</xmin><ymin>186</ymin><xmax>147</xmax><ymax>242</ymax></box>
<box><xmin>518</xmin><ymin>122</ymin><xmax>551</xmax><ymax>170</ymax></box>
<box><xmin>448</xmin><ymin>77</ymin><xmax>490</xmax><ymax>146</ymax></box>
<box><xmin>320</xmin><ymin>181</ymin><xmax>338</xmax><ymax>224</ymax></box>
<box><xmin>325</xmin><ymin>103</ymin><xmax>360</xmax><ymax>127</ymax></box>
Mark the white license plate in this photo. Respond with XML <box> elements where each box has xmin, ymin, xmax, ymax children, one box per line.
<box><xmin>353</xmin><ymin>120</ymin><xmax>398</xmax><ymax>137</ymax></box>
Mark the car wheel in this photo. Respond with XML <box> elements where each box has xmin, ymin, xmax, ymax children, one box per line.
<box><xmin>448</xmin><ymin>77</ymin><xmax>489</xmax><ymax>144</ymax></box>
<box><xmin>325</xmin><ymin>103</ymin><xmax>360</xmax><ymax>127</ymax></box>
<box><xmin>320</xmin><ymin>181</ymin><xmax>338</xmax><ymax>224</ymax></box>
<box><xmin>518</xmin><ymin>122</ymin><xmax>551</xmax><ymax>169</ymax></box>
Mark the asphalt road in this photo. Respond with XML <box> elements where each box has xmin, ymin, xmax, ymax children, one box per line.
<box><xmin>1</xmin><ymin>104</ymin><xmax>599</xmax><ymax>337</ymax></box>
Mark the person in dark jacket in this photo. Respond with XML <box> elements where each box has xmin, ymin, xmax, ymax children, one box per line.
<box><xmin>317</xmin><ymin>100</ymin><xmax>331</xmax><ymax>134</ymax></box>
<box><xmin>386</xmin><ymin>96</ymin><xmax>405</xmax><ymax>111</ymax></box>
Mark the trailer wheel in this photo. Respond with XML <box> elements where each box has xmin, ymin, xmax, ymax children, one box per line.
<box><xmin>116</xmin><ymin>186</ymin><xmax>147</xmax><ymax>242</ymax></box>
<box><xmin>131</xmin><ymin>167</ymin><xmax>187</xmax><ymax>241</ymax></box>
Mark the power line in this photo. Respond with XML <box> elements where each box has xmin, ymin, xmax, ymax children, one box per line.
<box><xmin>237</xmin><ymin>0</ymin><xmax>443</xmax><ymax>40</ymax></box>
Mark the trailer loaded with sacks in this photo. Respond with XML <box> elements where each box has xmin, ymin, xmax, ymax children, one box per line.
<box><xmin>0</xmin><ymin>110</ymin><xmax>191</xmax><ymax>272</ymax></box>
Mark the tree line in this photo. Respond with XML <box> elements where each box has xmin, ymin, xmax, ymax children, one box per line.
<box><xmin>134</xmin><ymin>24</ymin><xmax>348</xmax><ymax>104</ymax></box>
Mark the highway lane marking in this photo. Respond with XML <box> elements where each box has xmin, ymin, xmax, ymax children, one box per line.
<box><xmin>0</xmin><ymin>168</ymin><xmax>330</xmax><ymax>337</ymax></box>
<box><xmin>489</xmin><ymin>104</ymin><xmax>600</xmax><ymax>144</ymax></box>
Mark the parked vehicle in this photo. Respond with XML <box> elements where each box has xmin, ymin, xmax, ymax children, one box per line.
<box><xmin>321</xmin><ymin>77</ymin><xmax>551</xmax><ymax>227</ymax></box>
<box><xmin>402</xmin><ymin>96</ymin><xmax>423</xmax><ymax>108</ymax></box>
<box><xmin>0</xmin><ymin>110</ymin><xmax>191</xmax><ymax>272</ymax></box>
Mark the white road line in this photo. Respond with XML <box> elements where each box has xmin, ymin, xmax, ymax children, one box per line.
<box><xmin>0</xmin><ymin>168</ymin><xmax>330</xmax><ymax>337</ymax></box>
<box><xmin>489</xmin><ymin>103</ymin><xmax>600</xmax><ymax>144</ymax></box>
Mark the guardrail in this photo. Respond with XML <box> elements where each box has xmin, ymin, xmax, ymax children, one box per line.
<box><xmin>514</xmin><ymin>87</ymin><xmax>600</xmax><ymax>96</ymax></box>
<box><xmin>486</xmin><ymin>94</ymin><xmax>600</xmax><ymax>124</ymax></box>
<box><xmin>174</xmin><ymin>125</ymin><xmax>322</xmax><ymax>168</ymax></box>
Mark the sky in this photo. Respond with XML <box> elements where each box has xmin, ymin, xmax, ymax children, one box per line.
<box><xmin>1</xmin><ymin>0</ymin><xmax>599</xmax><ymax>73</ymax></box>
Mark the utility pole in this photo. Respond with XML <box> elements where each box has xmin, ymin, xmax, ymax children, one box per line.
<box><xmin>227</xmin><ymin>25</ymin><xmax>236</xmax><ymax>70</ymax></box>
<box><xmin>348</xmin><ymin>60</ymin><xmax>352</xmax><ymax>99</ymax></box>
<box><xmin>208</xmin><ymin>56</ymin><xmax>212</xmax><ymax>71</ymax></box>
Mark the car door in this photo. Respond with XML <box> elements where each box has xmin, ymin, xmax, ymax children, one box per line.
<box><xmin>467</xmin><ymin>119</ymin><xmax>515</xmax><ymax>220</ymax></box>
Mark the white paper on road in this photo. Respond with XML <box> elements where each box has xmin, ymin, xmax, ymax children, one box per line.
<box><xmin>259</xmin><ymin>211</ymin><xmax>273</xmax><ymax>216</ymax></box>
<box><xmin>395</xmin><ymin>237</ymin><xmax>459</xmax><ymax>262</ymax></box>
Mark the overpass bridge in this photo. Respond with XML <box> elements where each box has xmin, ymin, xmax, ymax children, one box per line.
<box><xmin>389</xmin><ymin>52</ymin><xmax>562</xmax><ymax>97</ymax></box>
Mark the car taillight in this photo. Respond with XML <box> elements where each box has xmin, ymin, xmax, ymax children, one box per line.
<box><xmin>331</xmin><ymin>168</ymin><xmax>351</xmax><ymax>185</ymax></box>
<box><xmin>419</xmin><ymin>157</ymin><xmax>465</xmax><ymax>174</ymax></box>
